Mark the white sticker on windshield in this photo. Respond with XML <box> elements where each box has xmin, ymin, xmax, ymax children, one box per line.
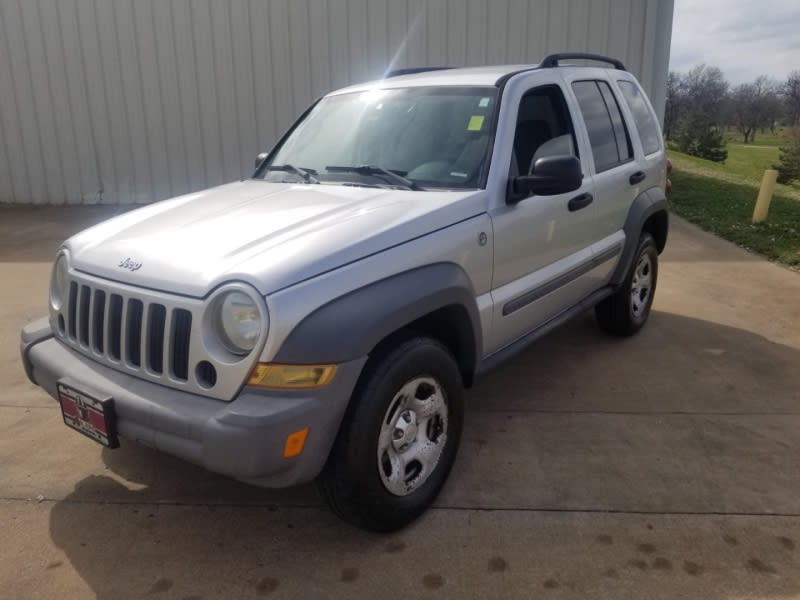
<box><xmin>479</xmin><ymin>97</ymin><xmax>490</xmax><ymax>107</ymax></box>
<box><xmin>450</xmin><ymin>171</ymin><xmax>468</xmax><ymax>178</ymax></box>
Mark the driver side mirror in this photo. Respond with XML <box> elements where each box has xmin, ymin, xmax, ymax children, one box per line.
<box><xmin>507</xmin><ymin>155</ymin><xmax>583</xmax><ymax>203</ymax></box>
<box><xmin>255</xmin><ymin>152</ymin><xmax>268</xmax><ymax>169</ymax></box>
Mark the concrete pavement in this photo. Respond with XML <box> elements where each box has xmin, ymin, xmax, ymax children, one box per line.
<box><xmin>1</xmin><ymin>205</ymin><xmax>799</xmax><ymax>599</ymax></box>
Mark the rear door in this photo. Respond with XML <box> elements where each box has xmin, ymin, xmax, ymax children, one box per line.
<box><xmin>563</xmin><ymin>76</ymin><xmax>639</xmax><ymax>278</ymax></box>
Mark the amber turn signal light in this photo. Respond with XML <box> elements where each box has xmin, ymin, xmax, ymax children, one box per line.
<box><xmin>247</xmin><ymin>363</ymin><xmax>337</xmax><ymax>389</ymax></box>
<box><xmin>284</xmin><ymin>428</ymin><xmax>309</xmax><ymax>458</ymax></box>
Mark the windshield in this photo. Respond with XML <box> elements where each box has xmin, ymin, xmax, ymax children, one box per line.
<box><xmin>260</xmin><ymin>86</ymin><xmax>499</xmax><ymax>189</ymax></box>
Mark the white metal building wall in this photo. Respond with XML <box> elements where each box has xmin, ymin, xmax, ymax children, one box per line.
<box><xmin>0</xmin><ymin>0</ymin><xmax>673</xmax><ymax>205</ymax></box>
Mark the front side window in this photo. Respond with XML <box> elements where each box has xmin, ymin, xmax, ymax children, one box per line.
<box><xmin>510</xmin><ymin>85</ymin><xmax>578</xmax><ymax>176</ymax></box>
<box><xmin>572</xmin><ymin>80</ymin><xmax>632</xmax><ymax>172</ymax></box>
<box><xmin>617</xmin><ymin>80</ymin><xmax>662</xmax><ymax>155</ymax></box>
<box><xmin>261</xmin><ymin>87</ymin><xmax>499</xmax><ymax>189</ymax></box>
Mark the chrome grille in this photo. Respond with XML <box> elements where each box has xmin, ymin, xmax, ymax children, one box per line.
<box><xmin>51</xmin><ymin>269</ymin><xmax>266</xmax><ymax>401</ymax></box>
<box><xmin>63</xmin><ymin>282</ymin><xmax>192</xmax><ymax>382</ymax></box>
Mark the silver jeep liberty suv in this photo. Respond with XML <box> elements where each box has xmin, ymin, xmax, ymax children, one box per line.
<box><xmin>21</xmin><ymin>54</ymin><xmax>670</xmax><ymax>531</ymax></box>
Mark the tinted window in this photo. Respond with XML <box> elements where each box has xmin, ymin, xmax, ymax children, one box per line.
<box><xmin>617</xmin><ymin>80</ymin><xmax>662</xmax><ymax>155</ymax></box>
<box><xmin>572</xmin><ymin>80</ymin><xmax>632</xmax><ymax>172</ymax></box>
<box><xmin>598</xmin><ymin>82</ymin><xmax>632</xmax><ymax>162</ymax></box>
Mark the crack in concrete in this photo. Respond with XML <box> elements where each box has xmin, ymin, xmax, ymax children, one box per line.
<box><xmin>3</xmin><ymin>496</ymin><xmax>800</xmax><ymax>518</ymax></box>
<box><xmin>6</xmin><ymin>406</ymin><xmax>800</xmax><ymax>416</ymax></box>
<box><xmin>470</xmin><ymin>409</ymin><xmax>800</xmax><ymax>416</ymax></box>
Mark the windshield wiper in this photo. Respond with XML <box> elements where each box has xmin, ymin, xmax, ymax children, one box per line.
<box><xmin>261</xmin><ymin>164</ymin><xmax>319</xmax><ymax>184</ymax></box>
<box><xmin>325</xmin><ymin>165</ymin><xmax>423</xmax><ymax>191</ymax></box>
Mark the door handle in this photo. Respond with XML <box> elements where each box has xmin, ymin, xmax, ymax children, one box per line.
<box><xmin>567</xmin><ymin>193</ymin><xmax>593</xmax><ymax>212</ymax></box>
<box><xmin>629</xmin><ymin>171</ymin><xmax>646</xmax><ymax>185</ymax></box>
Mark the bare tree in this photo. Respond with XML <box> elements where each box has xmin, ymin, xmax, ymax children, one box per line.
<box><xmin>785</xmin><ymin>70</ymin><xmax>800</xmax><ymax>127</ymax></box>
<box><xmin>669</xmin><ymin>65</ymin><xmax>729</xmax><ymax>161</ymax></box>
<box><xmin>664</xmin><ymin>70</ymin><xmax>684</xmax><ymax>140</ymax></box>
<box><xmin>730</xmin><ymin>76</ymin><xmax>781</xmax><ymax>144</ymax></box>
<box><xmin>682</xmin><ymin>64</ymin><xmax>729</xmax><ymax>126</ymax></box>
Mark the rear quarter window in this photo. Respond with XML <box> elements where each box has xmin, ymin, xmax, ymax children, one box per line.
<box><xmin>617</xmin><ymin>80</ymin><xmax>662</xmax><ymax>155</ymax></box>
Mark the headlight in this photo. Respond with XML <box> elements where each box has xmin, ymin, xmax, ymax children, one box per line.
<box><xmin>50</xmin><ymin>254</ymin><xmax>69</xmax><ymax>311</ymax></box>
<box><xmin>214</xmin><ymin>291</ymin><xmax>263</xmax><ymax>355</ymax></box>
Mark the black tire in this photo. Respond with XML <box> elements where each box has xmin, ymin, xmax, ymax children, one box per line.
<box><xmin>317</xmin><ymin>337</ymin><xmax>463</xmax><ymax>532</ymax></box>
<box><xmin>595</xmin><ymin>232</ymin><xmax>659</xmax><ymax>336</ymax></box>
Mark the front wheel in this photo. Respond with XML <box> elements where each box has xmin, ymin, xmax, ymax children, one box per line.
<box><xmin>317</xmin><ymin>337</ymin><xmax>463</xmax><ymax>532</ymax></box>
<box><xmin>595</xmin><ymin>232</ymin><xmax>659</xmax><ymax>336</ymax></box>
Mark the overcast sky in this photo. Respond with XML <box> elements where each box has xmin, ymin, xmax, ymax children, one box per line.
<box><xmin>670</xmin><ymin>0</ymin><xmax>800</xmax><ymax>85</ymax></box>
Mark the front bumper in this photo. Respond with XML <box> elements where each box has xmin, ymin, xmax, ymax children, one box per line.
<box><xmin>20</xmin><ymin>318</ymin><xmax>366</xmax><ymax>487</ymax></box>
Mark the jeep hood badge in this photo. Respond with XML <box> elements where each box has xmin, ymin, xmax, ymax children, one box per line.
<box><xmin>118</xmin><ymin>257</ymin><xmax>142</xmax><ymax>272</ymax></box>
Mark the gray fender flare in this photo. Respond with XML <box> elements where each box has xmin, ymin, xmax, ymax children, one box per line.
<box><xmin>610</xmin><ymin>187</ymin><xmax>669</xmax><ymax>286</ymax></box>
<box><xmin>274</xmin><ymin>263</ymin><xmax>482</xmax><ymax>369</ymax></box>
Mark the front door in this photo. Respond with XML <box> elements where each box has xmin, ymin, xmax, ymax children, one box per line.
<box><xmin>488</xmin><ymin>83</ymin><xmax>599</xmax><ymax>355</ymax></box>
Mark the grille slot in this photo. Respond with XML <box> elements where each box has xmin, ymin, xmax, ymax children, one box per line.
<box><xmin>108</xmin><ymin>294</ymin><xmax>123</xmax><ymax>360</ymax></box>
<box><xmin>91</xmin><ymin>290</ymin><xmax>106</xmax><ymax>353</ymax></box>
<box><xmin>78</xmin><ymin>285</ymin><xmax>91</xmax><ymax>346</ymax></box>
<box><xmin>147</xmin><ymin>304</ymin><xmax>166</xmax><ymax>374</ymax></box>
<box><xmin>67</xmin><ymin>282</ymin><xmax>78</xmax><ymax>340</ymax></box>
<box><xmin>125</xmin><ymin>299</ymin><xmax>144</xmax><ymax>367</ymax></box>
<box><xmin>171</xmin><ymin>309</ymin><xmax>192</xmax><ymax>381</ymax></box>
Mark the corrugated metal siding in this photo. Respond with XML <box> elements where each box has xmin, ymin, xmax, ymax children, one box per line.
<box><xmin>0</xmin><ymin>0</ymin><xmax>673</xmax><ymax>205</ymax></box>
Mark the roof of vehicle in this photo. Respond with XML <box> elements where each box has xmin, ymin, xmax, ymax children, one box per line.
<box><xmin>329</xmin><ymin>65</ymin><xmax>535</xmax><ymax>95</ymax></box>
<box><xmin>327</xmin><ymin>54</ymin><xmax>631</xmax><ymax>96</ymax></box>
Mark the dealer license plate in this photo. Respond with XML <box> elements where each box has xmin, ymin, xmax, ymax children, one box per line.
<box><xmin>57</xmin><ymin>380</ymin><xmax>119</xmax><ymax>448</ymax></box>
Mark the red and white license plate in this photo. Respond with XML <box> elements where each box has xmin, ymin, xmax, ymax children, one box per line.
<box><xmin>57</xmin><ymin>380</ymin><xmax>119</xmax><ymax>448</ymax></box>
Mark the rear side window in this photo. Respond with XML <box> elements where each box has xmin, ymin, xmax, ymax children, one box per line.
<box><xmin>572</xmin><ymin>80</ymin><xmax>632</xmax><ymax>172</ymax></box>
<box><xmin>617</xmin><ymin>80</ymin><xmax>662</xmax><ymax>155</ymax></box>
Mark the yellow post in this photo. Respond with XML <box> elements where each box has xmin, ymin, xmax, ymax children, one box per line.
<box><xmin>752</xmin><ymin>169</ymin><xmax>778</xmax><ymax>223</ymax></box>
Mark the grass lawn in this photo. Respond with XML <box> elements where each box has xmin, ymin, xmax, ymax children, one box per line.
<box><xmin>722</xmin><ymin>125</ymin><xmax>787</xmax><ymax>147</ymax></box>
<box><xmin>666</xmin><ymin>126</ymin><xmax>800</xmax><ymax>268</ymax></box>
<box><xmin>669</xmin><ymin>124</ymin><xmax>799</xmax><ymax>196</ymax></box>
<box><xmin>669</xmin><ymin>169</ymin><xmax>800</xmax><ymax>268</ymax></box>
<box><xmin>668</xmin><ymin>149</ymin><xmax>800</xmax><ymax>202</ymax></box>
<box><xmin>723</xmin><ymin>144</ymin><xmax>781</xmax><ymax>181</ymax></box>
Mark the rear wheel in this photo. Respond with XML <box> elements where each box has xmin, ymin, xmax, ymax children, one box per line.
<box><xmin>317</xmin><ymin>337</ymin><xmax>463</xmax><ymax>532</ymax></box>
<box><xmin>595</xmin><ymin>232</ymin><xmax>658</xmax><ymax>336</ymax></box>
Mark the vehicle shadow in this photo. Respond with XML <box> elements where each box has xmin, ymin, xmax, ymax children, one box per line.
<box><xmin>445</xmin><ymin>310</ymin><xmax>800</xmax><ymax>514</ymax></box>
<box><xmin>48</xmin><ymin>310</ymin><xmax>800</xmax><ymax>598</ymax></box>
<box><xmin>466</xmin><ymin>309</ymin><xmax>800</xmax><ymax>415</ymax></box>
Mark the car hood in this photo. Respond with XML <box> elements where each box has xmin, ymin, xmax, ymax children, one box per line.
<box><xmin>65</xmin><ymin>180</ymin><xmax>486</xmax><ymax>297</ymax></box>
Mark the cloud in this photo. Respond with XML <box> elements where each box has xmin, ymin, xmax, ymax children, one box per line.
<box><xmin>670</xmin><ymin>0</ymin><xmax>800</xmax><ymax>84</ymax></box>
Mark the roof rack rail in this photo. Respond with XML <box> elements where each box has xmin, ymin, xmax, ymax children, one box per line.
<box><xmin>540</xmin><ymin>53</ymin><xmax>626</xmax><ymax>71</ymax></box>
<box><xmin>384</xmin><ymin>67</ymin><xmax>453</xmax><ymax>78</ymax></box>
